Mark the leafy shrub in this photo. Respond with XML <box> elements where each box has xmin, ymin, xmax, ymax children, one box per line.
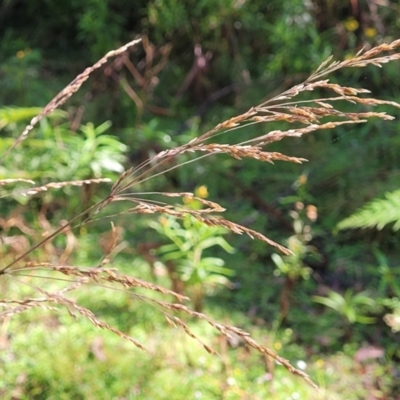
<box><xmin>150</xmin><ymin>212</ymin><xmax>235</xmax><ymax>311</ymax></box>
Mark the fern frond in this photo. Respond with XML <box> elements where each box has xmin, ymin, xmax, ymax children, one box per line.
<box><xmin>337</xmin><ymin>189</ymin><xmax>400</xmax><ymax>231</ymax></box>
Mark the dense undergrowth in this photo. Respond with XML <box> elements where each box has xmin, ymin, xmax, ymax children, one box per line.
<box><xmin>1</xmin><ymin>1</ymin><xmax>400</xmax><ymax>398</ymax></box>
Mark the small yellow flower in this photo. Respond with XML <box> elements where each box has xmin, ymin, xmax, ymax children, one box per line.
<box><xmin>16</xmin><ymin>50</ymin><xmax>25</xmax><ymax>59</ymax></box>
<box><xmin>195</xmin><ymin>185</ymin><xmax>208</xmax><ymax>198</ymax></box>
<box><xmin>364</xmin><ymin>27</ymin><xmax>377</xmax><ymax>38</ymax></box>
<box><xmin>344</xmin><ymin>18</ymin><xmax>359</xmax><ymax>32</ymax></box>
<box><xmin>315</xmin><ymin>358</ymin><xmax>324</xmax><ymax>368</ymax></box>
<box><xmin>274</xmin><ymin>341</ymin><xmax>282</xmax><ymax>350</ymax></box>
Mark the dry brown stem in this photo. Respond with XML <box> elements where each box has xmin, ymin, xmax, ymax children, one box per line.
<box><xmin>17</xmin><ymin>178</ymin><xmax>111</xmax><ymax>197</ymax></box>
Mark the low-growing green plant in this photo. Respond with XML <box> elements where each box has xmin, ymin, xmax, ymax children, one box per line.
<box><xmin>272</xmin><ymin>199</ymin><xmax>321</xmax><ymax>318</ymax></box>
<box><xmin>371</xmin><ymin>249</ymin><xmax>400</xmax><ymax>298</ymax></box>
<box><xmin>150</xmin><ymin>212</ymin><xmax>235</xmax><ymax>311</ymax></box>
<box><xmin>338</xmin><ymin>194</ymin><xmax>400</xmax><ymax>339</ymax></box>
<box><xmin>313</xmin><ymin>289</ymin><xmax>377</xmax><ymax>325</ymax></box>
<box><xmin>3</xmin><ymin>293</ymin><xmax>384</xmax><ymax>399</ymax></box>
<box><xmin>0</xmin><ymin>112</ymin><xmax>127</xmax><ymax>183</ymax></box>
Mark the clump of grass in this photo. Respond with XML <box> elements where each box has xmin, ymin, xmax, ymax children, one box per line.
<box><xmin>1</xmin><ymin>38</ymin><xmax>400</xmax><ymax>389</ymax></box>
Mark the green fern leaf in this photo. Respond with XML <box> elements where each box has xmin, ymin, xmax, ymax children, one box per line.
<box><xmin>337</xmin><ymin>189</ymin><xmax>400</xmax><ymax>231</ymax></box>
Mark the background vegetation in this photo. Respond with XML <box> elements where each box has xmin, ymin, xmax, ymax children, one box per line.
<box><xmin>1</xmin><ymin>0</ymin><xmax>400</xmax><ymax>398</ymax></box>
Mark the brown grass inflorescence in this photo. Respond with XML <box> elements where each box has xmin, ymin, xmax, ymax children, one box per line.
<box><xmin>2</xmin><ymin>38</ymin><xmax>400</xmax><ymax>389</ymax></box>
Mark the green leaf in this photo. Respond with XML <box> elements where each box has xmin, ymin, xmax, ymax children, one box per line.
<box><xmin>0</xmin><ymin>107</ymin><xmax>66</xmax><ymax>130</ymax></box>
<box><xmin>196</xmin><ymin>237</ymin><xmax>235</xmax><ymax>253</ymax></box>
<box><xmin>337</xmin><ymin>189</ymin><xmax>400</xmax><ymax>231</ymax></box>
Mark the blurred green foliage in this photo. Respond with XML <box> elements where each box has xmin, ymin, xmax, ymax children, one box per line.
<box><xmin>313</xmin><ymin>289</ymin><xmax>378</xmax><ymax>325</ymax></box>
<box><xmin>0</xmin><ymin>108</ymin><xmax>126</xmax><ymax>181</ymax></box>
<box><xmin>337</xmin><ymin>189</ymin><xmax>400</xmax><ymax>231</ymax></box>
<box><xmin>1</xmin><ymin>275</ymin><xmax>397</xmax><ymax>399</ymax></box>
